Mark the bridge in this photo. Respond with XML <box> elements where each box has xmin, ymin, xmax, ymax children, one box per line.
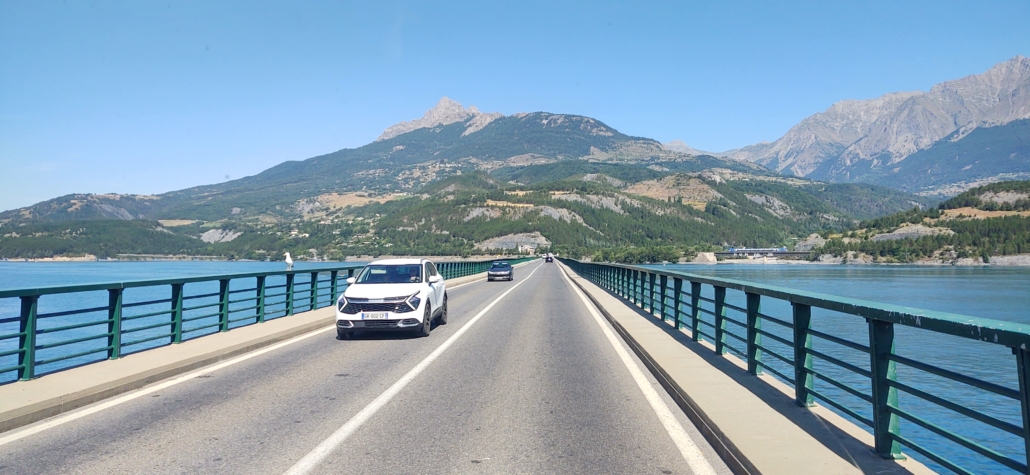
<box><xmin>0</xmin><ymin>258</ymin><xmax>1024</xmax><ymax>474</ymax></box>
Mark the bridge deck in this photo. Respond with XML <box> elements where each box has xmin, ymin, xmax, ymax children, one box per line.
<box><xmin>0</xmin><ymin>261</ymin><xmax>939</xmax><ymax>474</ymax></box>
<box><xmin>0</xmin><ymin>262</ymin><xmax>731</xmax><ymax>474</ymax></box>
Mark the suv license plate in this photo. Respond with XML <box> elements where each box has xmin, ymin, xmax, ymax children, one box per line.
<box><xmin>362</xmin><ymin>312</ymin><xmax>389</xmax><ymax>320</ymax></box>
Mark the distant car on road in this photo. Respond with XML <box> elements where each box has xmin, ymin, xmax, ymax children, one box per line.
<box><xmin>487</xmin><ymin>261</ymin><xmax>514</xmax><ymax>281</ymax></box>
<box><xmin>335</xmin><ymin>258</ymin><xmax>447</xmax><ymax>339</ymax></box>
<box><xmin>545</xmin><ymin>253</ymin><xmax>554</xmax><ymax>263</ymax></box>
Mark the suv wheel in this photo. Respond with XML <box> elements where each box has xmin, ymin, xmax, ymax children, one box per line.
<box><xmin>438</xmin><ymin>294</ymin><xmax>448</xmax><ymax>325</ymax></box>
<box><xmin>417</xmin><ymin>306</ymin><xmax>432</xmax><ymax>337</ymax></box>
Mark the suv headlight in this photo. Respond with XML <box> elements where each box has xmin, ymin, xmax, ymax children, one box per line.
<box><xmin>337</xmin><ymin>295</ymin><xmax>348</xmax><ymax>312</ymax></box>
<box><xmin>406</xmin><ymin>292</ymin><xmax>421</xmax><ymax>311</ymax></box>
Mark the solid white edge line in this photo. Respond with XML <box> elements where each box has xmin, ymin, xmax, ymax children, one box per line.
<box><xmin>282</xmin><ymin>262</ymin><xmax>545</xmax><ymax>475</ymax></box>
<box><xmin>558</xmin><ymin>265</ymin><xmax>719</xmax><ymax>475</ymax></box>
<box><xmin>0</xmin><ymin>325</ymin><xmax>334</xmax><ymax>447</ymax></box>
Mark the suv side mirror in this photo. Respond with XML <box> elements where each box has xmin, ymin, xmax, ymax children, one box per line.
<box><xmin>428</xmin><ymin>275</ymin><xmax>443</xmax><ymax>284</ymax></box>
<box><xmin>346</xmin><ymin>277</ymin><xmax>356</xmax><ymax>284</ymax></box>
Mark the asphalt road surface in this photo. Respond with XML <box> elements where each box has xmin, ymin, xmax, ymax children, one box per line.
<box><xmin>0</xmin><ymin>261</ymin><xmax>731</xmax><ymax>475</ymax></box>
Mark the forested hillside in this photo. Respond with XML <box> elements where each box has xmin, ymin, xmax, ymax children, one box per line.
<box><xmin>813</xmin><ymin>181</ymin><xmax>1030</xmax><ymax>263</ymax></box>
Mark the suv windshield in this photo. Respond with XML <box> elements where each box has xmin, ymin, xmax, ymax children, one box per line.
<box><xmin>490</xmin><ymin>262</ymin><xmax>511</xmax><ymax>269</ymax></box>
<box><xmin>356</xmin><ymin>264</ymin><xmax>422</xmax><ymax>284</ymax></box>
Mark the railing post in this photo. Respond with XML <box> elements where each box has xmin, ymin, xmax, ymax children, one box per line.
<box><xmin>18</xmin><ymin>295</ymin><xmax>38</xmax><ymax>380</ymax></box>
<box><xmin>310</xmin><ymin>272</ymin><xmax>319</xmax><ymax>310</ymax></box>
<box><xmin>714</xmin><ymin>286</ymin><xmax>727</xmax><ymax>355</ymax></box>
<box><xmin>619</xmin><ymin>268</ymin><xmax>626</xmax><ymax>297</ymax></box>
<box><xmin>219</xmin><ymin>279</ymin><xmax>230</xmax><ymax>332</ymax></box>
<box><xmin>286</xmin><ymin>273</ymin><xmax>295</xmax><ymax>316</ymax></box>
<box><xmin>330</xmin><ymin>270</ymin><xmax>339</xmax><ymax>304</ymax></box>
<box><xmin>690</xmin><ymin>281</ymin><xmax>701</xmax><ymax>341</ymax></box>
<box><xmin>633</xmin><ymin>270</ymin><xmax>641</xmax><ymax>306</ymax></box>
<box><xmin>170</xmin><ymin>284</ymin><xmax>183</xmax><ymax>343</ymax></box>
<box><xmin>869</xmin><ymin>318</ymin><xmax>902</xmax><ymax>458</ymax></box>
<box><xmin>256</xmin><ymin>276</ymin><xmax>266</xmax><ymax>323</ymax></box>
<box><xmin>659</xmin><ymin>275</ymin><xmax>668</xmax><ymax>321</ymax></box>
<box><xmin>673</xmin><ymin>277</ymin><xmax>683</xmax><ymax>329</ymax></box>
<box><xmin>647</xmin><ymin>272</ymin><xmax>656</xmax><ymax>314</ymax></box>
<box><xmin>107</xmin><ymin>288</ymin><xmax>123</xmax><ymax>359</ymax></box>
<box><xmin>1016</xmin><ymin>347</ymin><xmax>1030</xmax><ymax>471</ymax></box>
<box><xmin>792</xmin><ymin>303</ymin><xmax>814</xmax><ymax>407</ymax></box>
<box><xmin>746</xmin><ymin>292</ymin><xmax>762</xmax><ymax>375</ymax></box>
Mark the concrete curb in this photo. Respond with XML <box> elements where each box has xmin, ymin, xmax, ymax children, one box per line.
<box><xmin>0</xmin><ymin>269</ymin><xmax>500</xmax><ymax>435</ymax></box>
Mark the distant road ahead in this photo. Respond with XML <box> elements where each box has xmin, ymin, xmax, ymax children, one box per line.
<box><xmin>0</xmin><ymin>262</ymin><xmax>729</xmax><ymax>475</ymax></box>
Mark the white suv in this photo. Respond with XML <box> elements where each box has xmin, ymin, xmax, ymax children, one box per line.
<box><xmin>335</xmin><ymin>258</ymin><xmax>447</xmax><ymax>339</ymax></box>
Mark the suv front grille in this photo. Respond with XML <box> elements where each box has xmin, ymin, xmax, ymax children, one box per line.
<box><xmin>341</xmin><ymin>302</ymin><xmax>415</xmax><ymax>314</ymax></box>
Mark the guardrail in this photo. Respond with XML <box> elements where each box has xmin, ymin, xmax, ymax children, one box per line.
<box><xmin>0</xmin><ymin>257</ymin><xmax>533</xmax><ymax>385</ymax></box>
<box><xmin>562</xmin><ymin>258</ymin><xmax>1030</xmax><ymax>475</ymax></box>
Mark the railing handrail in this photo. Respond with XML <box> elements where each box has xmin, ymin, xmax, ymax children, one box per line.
<box><xmin>587</xmin><ymin>261</ymin><xmax>1030</xmax><ymax>348</ymax></box>
<box><xmin>0</xmin><ymin>264</ymin><xmax>366</xmax><ymax>299</ymax></box>
<box><xmin>0</xmin><ymin>257</ymin><xmax>534</xmax><ymax>299</ymax></box>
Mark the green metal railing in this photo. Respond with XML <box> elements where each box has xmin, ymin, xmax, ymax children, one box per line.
<box><xmin>562</xmin><ymin>258</ymin><xmax>1030</xmax><ymax>474</ymax></box>
<box><xmin>0</xmin><ymin>258</ymin><xmax>528</xmax><ymax>384</ymax></box>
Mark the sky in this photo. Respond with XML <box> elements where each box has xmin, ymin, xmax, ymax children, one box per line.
<box><xmin>2</xmin><ymin>1</ymin><xmax>1029</xmax><ymax>212</ymax></box>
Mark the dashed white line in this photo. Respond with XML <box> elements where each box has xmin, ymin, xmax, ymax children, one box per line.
<box><xmin>282</xmin><ymin>262</ymin><xmax>545</xmax><ymax>475</ymax></box>
<box><xmin>558</xmin><ymin>265</ymin><xmax>718</xmax><ymax>475</ymax></box>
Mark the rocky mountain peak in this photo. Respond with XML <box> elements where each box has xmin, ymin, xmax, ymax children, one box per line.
<box><xmin>376</xmin><ymin>97</ymin><xmax>504</xmax><ymax>141</ymax></box>
<box><xmin>726</xmin><ymin>55</ymin><xmax>1030</xmax><ymax>179</ymax></box>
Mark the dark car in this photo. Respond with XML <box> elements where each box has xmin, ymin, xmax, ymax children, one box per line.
<box><xmin>487</xmin><ymin>261</ymin><xmax>514</xmax><ymax>281</ymax></box>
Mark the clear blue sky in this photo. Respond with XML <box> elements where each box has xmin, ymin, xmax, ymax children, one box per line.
<box><xmin>2</xmin><ymin>1</ymin><xmax>1028</xmax><ymax>211</ymax></box>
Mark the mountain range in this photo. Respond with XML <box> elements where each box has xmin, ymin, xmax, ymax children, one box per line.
<box><xmin>674</xmin><ymin>56</ymin><xmax>1030</xmax><ymax>195</ymax></box>
<box><xmin>4</xmin><ymin>56</ymin><xmax>1030</xmax><ymax>260</ymax></box>
<box><xmin>0</xmin><ymin>96</ymin><xmax>934</xmax><ymax>259</ymax></box>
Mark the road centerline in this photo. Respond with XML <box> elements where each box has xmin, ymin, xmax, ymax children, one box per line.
<box><xmin>282</xmin><ymin>262</ymin><xmax>545</xmax><ymax>475</ymax></box>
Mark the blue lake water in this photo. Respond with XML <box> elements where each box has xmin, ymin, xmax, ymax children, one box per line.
<box><xmin>2</xmin><ymin>261</ymin><xmax>1029</xmax><ymax>473</ymax></box>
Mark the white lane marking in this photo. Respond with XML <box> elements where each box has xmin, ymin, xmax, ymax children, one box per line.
<box><xmin>283</xmin><ymin>262</ymin><xmax>545</xmax><ymax>475</ymax></box>
<box><xmin>0</xmin><ymin>325</ymin><xmax>333</xmax><ymax>447</ymax></box>
<box><xmin>558</xmin><ymin>266</ymin><xmax>718</xmax><ymax>475</ymax></box>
